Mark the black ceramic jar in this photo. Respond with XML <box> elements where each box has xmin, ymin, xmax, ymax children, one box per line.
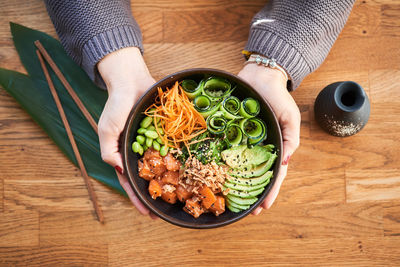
<box><xmin>314</xmin><ymin>81</ymin><xmax>370</xmax><ymax>137</ymax></box>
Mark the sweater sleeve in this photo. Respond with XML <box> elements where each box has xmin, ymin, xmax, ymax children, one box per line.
<box><xmin>44</xmin><ymin>0</ymin><xmax>143</xmax><ymax>89</ymax></box>
<box><xmin>245</xmin><ymin>0</ymin><xmax>355</xmax><ymax>90</ymax></box>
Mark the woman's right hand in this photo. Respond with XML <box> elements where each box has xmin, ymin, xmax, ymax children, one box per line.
<box><xmin>97</xmin><ymin>47</ymin><xmax>157</xmax><ymax>218</ymax></box>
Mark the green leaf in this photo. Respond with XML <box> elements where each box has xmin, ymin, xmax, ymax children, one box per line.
<box><xmin>0</xmin><ymin>23</ymin><xmax>124</xmax><ymax>194</ymax></box>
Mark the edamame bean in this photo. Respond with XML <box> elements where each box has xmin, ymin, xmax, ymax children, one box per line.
<box><xmin>146</xmin><ymin>137</ymin><xmax>153</xmax><ymax>148</ymax></box>
<box><xmin>145</xmin><ymin>130</ymin><xmax>158</xmax><ymax>139</ymax></box>
<box><xmin>143</xmin><ymin>144</ymin><xmax>148</xmax><ymax>151</ymax></box>
<box><xmin>140</xmin><ymin>117</ymin><xmax>152</xmax><ymax>128</ymax></box>
<box><xmin>138</xmin><ymin>145</ymin><xmax>144</xmax><ymax>155</ymax></box>
<box><xmin>137</xmin><ymin>128</ymin><xmax>147</xmax><ymax>134</ymax></box>
<box><xmin>132</xmin><ymin>141</ymin><xmax>142</xmax><ymax>153</ymax></box>
<box><xmin>153</xmin><ymin>141</ymin><xmax>160</xmax><ymax>151</ymax></box>
<box><xmin>136</xmin><ymin>135</ymin><xmax>145</xmax><ymax>145</ymax></box>
<box><xmin>156</xmin><ymin>137</ymin><xmax>163</xmax><ymax>144</ymax></box>
<box><xmin>157</xmin><ymin>128</ymin><xmax>164</xmax><ymax>135</ymax></box>
<box><xmin>160</xmin><ymin>145</ymin><xmax>169</xmax><ymax>156</ymax></box>
<box><xmin>147</xmin><ymin>125</ymin><xmax>156</xmax><ymax>131</ymax></box>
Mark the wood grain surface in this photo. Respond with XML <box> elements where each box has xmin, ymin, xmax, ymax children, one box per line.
<box><xmin>1</xmin><ymin>0</ymin><xmax>399</xmax><ymax>266</ymax></box>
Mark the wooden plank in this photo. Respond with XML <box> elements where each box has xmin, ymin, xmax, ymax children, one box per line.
<box><xmin>317</xmin><ymin>36</ymin><xmax>372</xmax><ymax>73</ymax></box>
<box><xmin>133</xmin><ymin>11</ymin><xmax>163</xmax><ymax>43</ymax></box>
<box><xmin>0</xmin><ymin>245</ymin><xmax>108</xmax><ymax>266</ymax></box>
<box><xmin>0</xmin><ymin>211</ymin><xmax>39</xmax><ymax>246</ymax></box>
<box><xmin>0</xmin><ymin>1</ymin><xmax>56</xmax><ymax>46</ymax></box>
<box><xmin>3</xmin><ymin>178</ymin><xmax>131</xmax><ymax>212</ymax></box>
<box><xmin>293</xmin><ymin>133</ymin><xmax>400</xmax><ymax>172</ymax></box>
<box><xmin>341</xmin><ymin>0</ymin><xmax>381</xmax><ymax>37</ymax></box>
<box><xmin>0</xmin><ymin>179</ymin><xmax>3</xmax><ymax>212</ymax></box>
<box><xmin>276</xmin><ymin>169</ymin><xmax>345</xmax><ymax>205</ymax></box>
<box><xmin>380</xmin><ymin>4</ymin><xmax>400</xmax><ymax>37</ymax></box>
<box><xmin>383</xmin><ymin>202</ymin><xmax>400</xmax><ymax>236</ymax></box>
<box><xmin>294</xmin><ymin>70</ymin><xmax>370</xmax><ymax>105</ymax></box>
<box><xmin>144</xmin><ymin>42</ymin><xmax>246</xmax><ymax>80</ymax></box>
<box><xmin>346</xmin><ymin>169</ymin><xmax>400</xmax><ymax>203</ymax></box>
<box><xmin>40</xmin><ymin>202</ymin><xmax>382</xmax><ymax>246</ymax></box>
<box><xmin>163</xmin><ymin>6</ymin><xmax>259</xmax><ymax>43</ymax></box>
<box><xmin>109</xmin><ymin>237</ymin><xmax>400</xmax><ymax>266</ymax></box>
<box><xmin>370</xmin><ymin>70</ymin><xmax>400</xmax><ymax>103</ymax></box>
<box><xmin>39</xmin><ymin>210</ymin><xmax>147</xmax><ymax>245</ymax></box>
<box><xmin>0</xmin><ymin>145</ymin><xmax>80</xmax><ymax>180</ymax></box>
<box><xmin>368</xmin><ymin>37</ymin><xmax>400</xmax><ymax>70</ymax></box>
<box><xmin>131</xmin><ymin>0</ymin><xmax>265</xmax><ymax>11</ymax></box>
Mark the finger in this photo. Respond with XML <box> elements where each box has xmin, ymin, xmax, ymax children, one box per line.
<box><xmin>98</xmin><ymin>103</ymin><xmax>125</xmax><ymax>170</ymax></box>
<box><xmin>149</xmin><ymin>212</ymin><xmax>159</xmax><ymax>220</ymax></box>
<box><xmin>116</xmin><ymin>171</ymin><xmax>150</xmax><ymax>215</ymax></box>
<box><xmin>262</xmin><ymin>164</ymin><xmax>288</xmax><ymax>209</ymax></box>
<box><xmin>252</xmin><ymin>206</ymin><xmax>263</xmax><ymax>216</ymax></box>
<box><xmin>280</xmin><ymin>111</ymin><xmax>301</xmax><ymax>165</ymax></box>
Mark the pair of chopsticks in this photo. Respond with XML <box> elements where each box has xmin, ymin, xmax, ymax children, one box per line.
<box><xmin>35</xmin><ymin>40</ymin><xmax>104</xmax><ymax>223</ymax></box>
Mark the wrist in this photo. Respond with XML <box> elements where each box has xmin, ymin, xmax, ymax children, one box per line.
<box><xmin>241</xmin><ymin>63</ymin><xmax>287</xmax><ymax>88</ymax></box>
<box><xmin>98</xmin><ymin>47</ymin><xmax>152</xmax><ymax>95</ymax></box>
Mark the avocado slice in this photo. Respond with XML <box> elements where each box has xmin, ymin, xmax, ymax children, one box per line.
<box><xmin>227</xmin><ymin>187</ymin><xmax>264</xmax><ymax>198</ymax></box>
<box><xmin>227</xmin><ymin>194</ymin><xmax>258</xmax><ymax>205</ymax></box>
<box><xmin>229</xmin><ymin>152</ymin><xmax>277</xmax><ymax>178</ymax></box>
<box><xmin>226</xmin><ymin>198</ymin><xmax>250</xmax><ymax>210</ymax></box>
<box><xmin>224</xmin><ymin>178</ymin><xmax>270</xmax><ymax>192</ymax></box>
<box><xmin>227</xmin><ymin>204</ymin><xmax>242</xmax><ymax>213</ymax></box>
<box><xmin>228</xmin><ymin>171</ymin><xmax>273</xmax><ymax>186</ymax></box>
<box><xmin>221</xmin><ymin>145</ymin><xmax>272</xmax><ymax>170</ymax></box>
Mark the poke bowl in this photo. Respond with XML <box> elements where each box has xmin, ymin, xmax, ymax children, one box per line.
<box><xmin>121</xmin><ymin>68</ymin><xmax>282</xmax><ymax>229</ymax></box>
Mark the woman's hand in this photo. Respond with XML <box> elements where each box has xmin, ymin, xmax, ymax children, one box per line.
<box><xmin>238</xmin><ymin>63</ymin><xmax>301</xmax><ymax>215</ymax></box>
<box><xmin>98</xmin><ymin>47</ymin><xmax>157</xmax><ymax>218</ymax></box>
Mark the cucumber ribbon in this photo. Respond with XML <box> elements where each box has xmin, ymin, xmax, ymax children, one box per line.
<box><xmin>202</xmin><ymin>77</ymin><xmax>233</xmax><ymax>101</ymax></box>
<box><xmin>239</xmin><ymin>117</ymin><xmax>267</xmax><ymax>147</ymax></box>
<box><xmin>181</xmin><ymin>79</ymin><xmax>203</xmax><ymax>100</ymax></box>
<box><xmin>206</xmin><ymin>111</ymin><xmax>227</xmax><ymax>135</ymax></box>
<box><xmin>220</xmin><ymin>96</ymin><xmax>242</xmax><ymax>120</ymax></box>
<box><xmin>239</xmin><ymin>98</ymin><xmax>260</xmax><ymax>118</ymax></box>
<box><xmin>193</xmin><ymin>95</ymin><xmax>222</xmax><ymax>118</ymax></box>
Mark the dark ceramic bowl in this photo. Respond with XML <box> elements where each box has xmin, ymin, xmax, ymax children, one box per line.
<box><xmin>121</xmin><ymin>68</ymin><xmax>282</xmax><ymax>229</ymax></box>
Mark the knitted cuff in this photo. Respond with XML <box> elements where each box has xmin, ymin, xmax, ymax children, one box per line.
<box><xmin>81</xmin><ymin>25</ymin><xmax>143</xmax><ymax>89</ymax></box>
<box><xmin>245</xmin><ymin>28</ymin><xmax>311</xmax><ymax>90</ymax></box>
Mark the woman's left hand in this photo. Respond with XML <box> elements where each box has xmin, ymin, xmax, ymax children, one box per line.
<box><xmin>238</xmin><ymin>63</ymin><xmax>301</xmax><ymax>215</ymax></box>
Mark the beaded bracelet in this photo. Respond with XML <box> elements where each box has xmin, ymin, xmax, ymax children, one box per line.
<box><xmin>244</xmin><ymin>54</ymin><xmax>289</xmax><ymax>81</ymax></box>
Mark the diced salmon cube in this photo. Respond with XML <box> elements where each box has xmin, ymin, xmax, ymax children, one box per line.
<box><xmin>176</xmin><ymin>185</ymin><xmax>193</xmax><ymax>202</ymax></box>
<box><xmin>161</xmin><ymin>190</ymin><xmax>177</xmax><ymax>204</ymax></box>
<box><xmin>161</xmin><ymin>171</ymin><xmax>179</xmax><ymax>185</ymax></box>
<box><xmin>148</xmin><ymin>179</ymin><xmax>162</xmax><ymax>199</ymax></box>
<box><xmin>184</xmin><ymin>198</ymin><xmax>204</xmax><ymax>218</ymax></box>
<box><xmin>208</xmin><ymin>196</ymin><xmax>225</xmax><ymax>216</ymax></box>
<box><xmin>139</xmin><ymin>160</ymin><xmax>155</xmax><ymax>180</ymax></box>
<box><xmin>198</xmin><ymin>186</ymin><xmax>217</xmax><ymax>209</ymax></box>
<box><xmin>163</xmin><ymin>153</ymin><xmax>181</xmax><ymax>171</ymax></box>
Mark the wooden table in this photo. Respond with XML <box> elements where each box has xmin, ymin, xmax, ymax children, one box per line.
<box><xmin>1</xmin><ymin>0</ymin><xmax>399</xmax><ymax>266</ymax></box>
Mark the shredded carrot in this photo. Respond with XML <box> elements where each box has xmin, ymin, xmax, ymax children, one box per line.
<box><xmin>144</xmin><ymin>81</ymin><xmax>207</xmax><ymax>150</ymax></box>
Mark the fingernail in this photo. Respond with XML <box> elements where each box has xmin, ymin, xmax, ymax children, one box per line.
<box><xmin>282</xmin><ymin>155</ymin><xmax>291</xmax><ymax>165</ymax></box>
<box><xmin>115</xmin><ymin>166</ymin><xmax>123</xmax><ymax>175</ymax></box>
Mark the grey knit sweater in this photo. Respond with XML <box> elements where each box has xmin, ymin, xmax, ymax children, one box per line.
<box><xmin>44</xmin><ymin>0</ymin><xmax>355</xmax><ymax>90</ymax></box>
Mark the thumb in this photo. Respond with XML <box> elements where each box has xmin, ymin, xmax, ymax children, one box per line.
<box><xmin>98</xmin><ymin>99</ymin><xmax>126</xmax><ymax>171</ymax></box>
<box><xmin>280</xmin><ymin>110</ymin><xmax>301</xmax><ymax>165</ymax></box>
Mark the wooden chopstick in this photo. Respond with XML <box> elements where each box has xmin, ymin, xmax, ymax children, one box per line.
<box><xmin>36</xmin><ymin>49</ymin><xmax>104</xmax><ymax>224</ymax></box>
<box><xmin>34</xmin><ymin>40</ymin><xmax>98</xmax><ymax>134</ymax></box>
